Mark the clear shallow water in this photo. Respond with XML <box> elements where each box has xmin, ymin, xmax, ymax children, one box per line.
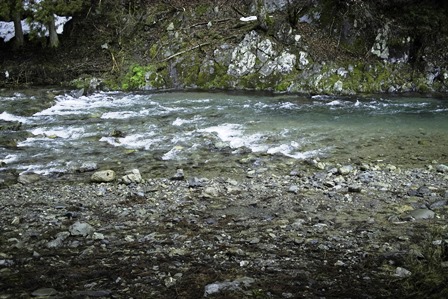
<box><xmin>1</xmin><ymin>90</ymin><xmax>448</xmax><ymax>176</ymax></box>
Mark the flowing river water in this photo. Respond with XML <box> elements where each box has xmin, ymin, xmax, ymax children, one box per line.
<box><xmin>1</xmin><ymin>89</ymin><xmax>448</xmax><ymax>179</ymax></box>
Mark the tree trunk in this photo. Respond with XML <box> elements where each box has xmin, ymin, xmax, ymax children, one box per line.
<box><xmin>12</xmin><ymin>11</ymin><xmax>24</xmax><ymax>48</ymax></box>
<box><xmin>48</xmin><ymin>14</ymin><xmax>59</xmax><ymax>48</ymax></box>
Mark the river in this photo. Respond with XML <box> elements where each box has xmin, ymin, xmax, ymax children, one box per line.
<box><xmin>1</xmin><ymin>89</ymin><xmax>447</xmax><ymax>179</ymax></box>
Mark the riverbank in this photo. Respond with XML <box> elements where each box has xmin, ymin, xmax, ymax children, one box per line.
<box><xmin>1</xmin><ymin>158</ymin><xmax>448</xmax><ymax>298</ymax></box>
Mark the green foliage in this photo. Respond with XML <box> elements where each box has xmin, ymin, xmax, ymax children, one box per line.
<box><xmin>122</xmin><ymin>65</ymin><xmax>149</xmax><ymax>90</ymax></box>
<box><xmin>121</xmin><ymin>64</ymin><xmax>167</xmax><ymax>90</ymax></box>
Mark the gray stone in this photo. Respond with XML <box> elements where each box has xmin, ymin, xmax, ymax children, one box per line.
<box><xmin>69</xmin><ymin>222</ymin><xmax>94</xmax><ymax>237</ymax></box>
<box><xmin>430</xmin><ymin>200</ymin><xmax>447</xmax><ymax>209</ymax></box>
<box><xmin>436</xmin><ymin>164</ymin><xmax>448</xmax><ymax>173</ymax></box>
<box><xmin>338</xmin><ymin>165</ymin><xmax>353</xmax><ymax>175</ymax></box>
<box><xmin>31</xmin><ymin>288</ymin><xmax>58</xmax><ymax>297</ymax></box>
<box><xmin>91</xmin><ymin>170</ymin><xmax>116</xmax><ymax>183</ymax></box>
<box><xmin>79</xmin><ymin>162</ymin><xmax>98</xmax><ymax>173</ymax></box>
<box><xmin>394</xmin><ymin>267</ymin><xmax>412</xmax><ymax>278</ymax></box>
<box><xmin>202</xmin><ymin>186</ymin><xmax>219</xmax><ymax>198</ymax></box>
<box><xmin>18</xmin><ymin>173</ymin><xmax>41</xmax><ymax>185</ymax></box>
<box><xmin>409</xmin><ymin>209</ymin><xmax>435</xmax><ymax>220</ymax></box>
<box><xmin>122</xmin><ymin>169</ymin><xmax>143</xmax><ymax>184</ymax></box>
<box><xmin>288</xmin><ymin>185</ymin><xmax>299</xmax><ymax>194</ymax></box>
<box><xmin>171</xmin><ymin>169</ymin><xmax>184</xmax><ymax>181</ymax></box>
<box><xmin>188</xmin><ymin>177</ymin><xmax>204</xmax><ymax>188</ymax></box>
<box><xmin>348</xmin><ymin>185</ymin><xmax>362</xmax><ymax>193</ymax></box>
<box><xmin>47</xmin><ymin>231</ymin><xmax>70</xmax><ymax>249</ymax></box>
<box><xmin>204</xmin><ymin>277</ymin><xmax>255</xmax><ymax>297</ymax></box>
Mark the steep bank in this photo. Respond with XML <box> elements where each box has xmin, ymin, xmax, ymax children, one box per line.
<box><xmin>1</xmin><ymin>0</ymin><xmax>448</xmax><ymax>94</ymax></box>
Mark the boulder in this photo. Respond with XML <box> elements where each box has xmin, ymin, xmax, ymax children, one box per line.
<box><xmin>91</xmin><ymin>170</ymin><xmax>116</xmax><ymax>183</ymax></box>
<box><xmin>18</xmin><ymin>173</ymin><xmax>41</xmax><ymax>185</ymax></box>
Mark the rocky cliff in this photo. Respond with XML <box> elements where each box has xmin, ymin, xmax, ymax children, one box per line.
<box><xmin>1</xmin><ymin>0</ymin><xmax>447</xmax><ymax>94</ymax></box>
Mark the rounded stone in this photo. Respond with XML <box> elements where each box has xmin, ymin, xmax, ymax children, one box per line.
<box><xmin>91</xmin><ymin>170</ymin><xmax>116</xmax><ymax>182</ymax></box>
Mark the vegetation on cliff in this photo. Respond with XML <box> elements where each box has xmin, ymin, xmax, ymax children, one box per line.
<box><xmin>0</xmin><ymin>0</ymin><xmax>447</xmax><ymax>94</ymax></box>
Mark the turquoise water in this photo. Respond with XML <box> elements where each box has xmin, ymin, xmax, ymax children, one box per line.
<box><xmin>1</xmin><ymin>90</ymin><xmax>447</xmax><ymax>177</ymax></box>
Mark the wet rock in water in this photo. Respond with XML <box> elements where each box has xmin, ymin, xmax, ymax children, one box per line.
<box><xmin>31</xmin><ymin>288</ymin><xmax>58</xmax><ymax>297</ymax></box>
<box><xmin>436</xmin><ymin>164</ymin><xmax>448</xmax><ymax>173</ymax></box>
<box><xmin>69</xmin><ymin>221</ymin><xmax>94</xmax><ymax>237</ymax></box>
<box><xmin>204</xmin><ymin>277</ymin><xmax>255</xmax><ymax>297</ymax></box>
<box><xmin>110</xmin><ymin>129</ymin><xmax>125</xmax><ymax>138</ymax></box>
<box><xmin>122</xmin><ymin>169</ymin><xmax>143</xmax><ymax>184</ymax></box>
<box><xmin>171</xmin><ymin>168</ymin><xmax>184</xmax><ymax>180</ymax></box>
<box><xmin>409</xmin><ymin>208</ymin><xmax>435</xmax><ymax>220</ymax></box>
<box><xmin>79</xmin><ymin>162</ymin><xmax>98</xmax><ymax>173</ymax></box>
<box><xmin>70</xmin><ymin>88</ymin><xmax>85</xmax><ymax>98</ymax></box>
<box><xmin>18</xmin><ymin>173</ymin><xmax>41</xmax><ymax>185</ymax></box>
<box><xmin>91</xmin><ymin>170</ymin><xmax>116</xmax><ymax>183</ymax></box>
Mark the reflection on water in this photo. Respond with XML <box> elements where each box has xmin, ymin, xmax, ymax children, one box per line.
<box><xmin>1</xmin><ymin>90</ymin><xmax>447</xmax><ymax>176</ymax></box>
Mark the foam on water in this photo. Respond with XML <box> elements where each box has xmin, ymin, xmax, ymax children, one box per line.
<box><xmin>101</xmin><ymin>111</ymin><xmax>142</xmax><ymax>119</ymax></box>
<box><xmin>35</xmin><ymin>93</ymin><xmax>151</xmax><ymax>116</ymax></box>
<box><xmin>162</xmin><ymin>146</ymin><xmax>184</xmax><ymax>160</ymax></box>
<box><xmin>198</xmin><ymin>124</ymin><xmax>266</xmax><ymax>151</ymax></box>
<box><xmin>172</xmin><ymin>115</ymin><xmax>203</xmax><ymax>126</ymax></box>
<box><xmin>29</xmin><ymin>127</ymin><xmax>85</xmax><ymax>139</ymax></box>
<box><xmin>0</xmin><ymin>111</ymin><xmax>30</xmax><ymax>123</ymax></box>
<box><xmin>99</xmin><ymin>132</ymin><xmax>162</xmax><ymax>150</ymax></box>
<box><xmin>1</xmin><ymin>154</ymin><xmax>19</xmax><ymax>164</ymax></box>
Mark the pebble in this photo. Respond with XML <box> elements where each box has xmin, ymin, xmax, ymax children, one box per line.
<box><xmin>69</xmin><ymin>222</ymin><xmax>94</xmax><ymax>237</ymax></box>
<box><xmin>409</xmin><ymin>209</ymin><xmax>435</xmax><ymax>220</ymax></box>
<box><xmin>338</xmin><ymin>165</ymin><xmax>353</xmax><ymax>175</ymax></box>
<box><xmin>79</xmin><ymin>162</ymin><xmax>98</xmax><ymax>172</ymax></box>
<box><xmin>31</xmin><ymin>288</ymin><xmax>58</xmax><ymax>297</ymax></box>
<box><xmin>288</xmin><ymin>185</ymin><xmax>299</xmax><ymax>194</ymax></box>
<box><xmin>394</xmin><ymin>267</ymin><xmax>412</xmax><ymax>278</ymax></box>
<box><xmin>188</xmin><ymin>177</ymin><xmax>204</xmax><ymax>188</ymax></box>
<box><xmin>171</xmin><ymin>168</ymin><xmax>185</xmax><ymax>180</ymax></box>
<box><xmin>436</xmin><ymin>164</ymin><xmax>448</xmax><ymax>173</ymax></box>
<box><xmin>122</xmin><ymin>169</ymin><xmax>143</xmax><ymax>184</ymax></box>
